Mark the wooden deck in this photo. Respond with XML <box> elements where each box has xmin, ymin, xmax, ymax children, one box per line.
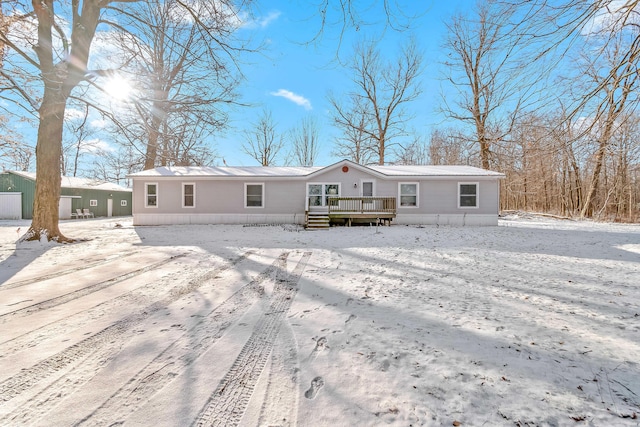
<box><xmin>306</xmin><ymin>196</ymin><xmax>397</xmax><ymax>227</ymax></box>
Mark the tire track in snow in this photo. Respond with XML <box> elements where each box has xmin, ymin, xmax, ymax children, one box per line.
<box><xmin>0</xmin><ymin>251</ymin><xmax>255</xmax><ymax>405</ymax></box>
<box><xmin>0</xmin><ymin>252</ymin><xmax>253</xmax><ymax>352</ymax></box>
<box><xmin>73</xmin><ymin>252</ymin><xmax>289</xmax><ymax>427</ymax></box>
<box><xmin>0</xmin><ymin>250</ymin><xmax>142</xmax><ymax>291</ymax></box>
<box><xmin>0</xmin><ymin>254</ymin><xmax>186</xmax><ymax>322</ymax></box>
<box><xmin>192</xmin><ymin>251</ymin><xmax>311</xmax><ymax>427</ymax></box>
<box><xmin>257</xmin><ymin>320</ymin><xmax>300</xmax><ymax>427</ymax></box>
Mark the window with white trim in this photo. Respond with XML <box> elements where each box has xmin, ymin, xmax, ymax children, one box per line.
<box><xmin>459</xmin><ymin>182</ymin><xmax>478</xmax><ymax>208</ymax></box>
<box><xmin>399</xmin><ymin>182</ymin><xmax>418</xmax><ymax>207</ymax></box>
<box><xmin>121</xmin><ymin>200</ymin><xmax>128</xmax><ymax>207</ymax></box>
<box><xmin>146</xmin><ymin>183</ymin><xmax>158</xmax><ymax>207</ymax></box>
<box><xmin>183</xmin><ymin>183</ymin><xmax>195</xmax><ymax>208</ymax></box>
<box><xmin>307</xmin><ymin>183</ymin><xmax>340</xmax><ymax>207</ymax></box>
<box><xmin>89</xmin><ymin>199</ymin><xmax>98</xmax><ymax>207</ymax></box>
<box><xmin>245</xmin><ymin>183</ymin><xmax>264</xmax><ymax>208</ymax></box>
<box><xmin>362</xmin><ymin>181</ymin><xmax>374</xmax><ymax>197</ymax></box>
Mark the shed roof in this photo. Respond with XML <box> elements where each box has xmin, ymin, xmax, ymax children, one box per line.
<box><xmin>8</xmin><ymin>171</ymin><xmax>132</xmax><ymax>192</ymax></box>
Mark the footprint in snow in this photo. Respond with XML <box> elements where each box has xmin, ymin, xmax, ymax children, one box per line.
<box><xmin>305</xmin><ymin>376</ymin><xmax>325</xmax><ymax>399</ymax></box>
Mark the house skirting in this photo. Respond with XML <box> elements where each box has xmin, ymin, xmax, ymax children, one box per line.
<box><xmin>133</xmin><ymin>213</ymin><xmax>305</xmax><ymax>226</ymax></box>
<box><xmin>394</xmin><ymin>213</ymin><xmax>498</xmax><ymax>226</ymax></box>
<box><xmin>133</xmin><ymin>212</ymin><xmax>498</xmax><ymax>226</ymax></box>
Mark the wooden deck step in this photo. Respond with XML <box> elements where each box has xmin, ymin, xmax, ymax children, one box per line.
<box><xmin>306</xmin><ymin>214</ymin><xmax>330</xmax><ymax>230</ymax></box>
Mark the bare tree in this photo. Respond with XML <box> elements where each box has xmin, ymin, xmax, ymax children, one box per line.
<box><xmin>242</xmin><ymin>109</ymin><xmax>284</xmax><ymax>166</ymax></box>
<box><xmin>0</xmin><ymin>115</ymin><xmax>31</xmax><ymax>171</ymax></box>
<box><xmin>330</xmin><ymin>103</ymin><xmax>377</xmax><ymax>165</ymax></box>
<box><xmin>440</xmin><ymin>0</ymin><xmax>541</xmax><ymax>170</ymax></box>
<box><xmin>92</xmin><ymin>143</ymin><xmax>139</xmax><ymax>187</ymax></box>
<box><xmin>61</xmin><ymin>103</ymin><xmax>96</xmax><ymax>177</ymax></box>
<box><xmin>0</xmin><ymin>0</ymin><xmax>146</xmax><ymax>241</ymax></box>
<box><xmin>576</xmin><ymin>23</ymin><xmax>640</xmax><ymax>217</ymax></box>
<box><xmin>505</xmin><ymin>1</ymin><xmax>640</xmax><ymax>116</ymax></box>
<box><xmin>328</xmin><ymin>37</ymin><xmax>423</xmax><ymax>165</ymax></box>
<box><xmin>309</xmin><ymin>0</ymin><xmax>421</xmax><ymax>53</ymax></box>
<box><xmin>428</xmin><ymin>128</ymin><xmax>472</xmax><ymax>166</ymax></box>
<box><xmin>105</xmin><ymin>0</ymin><xmax>243</xmax><ymax>170</ymax></box>
<box><xmin>0</xmin><ymin>0</ymin><xmax>249</xmax><ymax>241</ymax></box>
<box><xmin>288</xmin><ymin>116</ymin><xmax>321</xmax><ymax>166</ymax></box>
<box><xmin>394</xmin><ymin>134</ymin><xmax>429</xmax><ymax>165</ymax></box>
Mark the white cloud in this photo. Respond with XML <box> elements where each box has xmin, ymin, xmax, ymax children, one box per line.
<box><xmin>80</xmin><ymin>138</ymin><xmax>116</xmax><ymax>154</ymax></box>
<box><xmin>242</xmin><ymin>10</ymin><xmax>281</xmax><ymax>29</ymax></box>
<box><xmin>583</xmin><ymin>0</ymin><xmax>640</xmax><ymax>35</ymax></box>
<box><xmin>90</xmin><ymin>119</ymin><xmax>108</xmax><ymax>129</ymax></box>
<box><xmin>270</xmin><ymin>89</ymin><xmax>312</xmax><ymax>110</ymax></box>
<box><xmin>65</xmin><ymin>108</ymin><xmax>87</xmax><ymax>121</ymax></box>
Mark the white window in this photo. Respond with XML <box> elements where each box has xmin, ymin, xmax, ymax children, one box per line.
<box><xmin>361</xmin><ymin>180</ymin><xmax>374</xmax><ymax>197</ymax></box>
<box><xmin>89</xmin><ymin>199</ymin><xmax>97</xmax><ymax>207</ymax></box>
<box><xmin>399</xmin><ymin>182</ymin><xmax>418</xmax><ymax>207</ymax></box>
<box><xmin>121</xmin><ymin>200</ymin><xmax>127</xmax><ymax>207</ymax></box>
<box><xmin>146</xmin><ymin>183</ymin><xmax>158</xmax><ymax>207</ymax></box>
<box><xmin>459</xmin><ymin>182</ymin><xmax>479</xmax><ymax>208</ymax></box>
<box><xmin>307</xmin><ymin>183</ymin><xmax>340</xmax><ymax>207</ymax></box>
<box><xmin>183</xmin><ymin>183</ymin><xmax>195</xmax><ymax>208</ymax></box>
<box><xmin>245</xmin><ymin>183</ymin><xmax>264</xmax><ymax>208</ymax></box>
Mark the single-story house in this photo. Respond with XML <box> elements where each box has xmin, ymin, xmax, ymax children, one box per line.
<box><xmin>127</xmin><ymin>160</ymin><xmax>505</xmax><ymax>228</ymax></box>
<box><xmin>0</xmin><ymin>171</ymin><xmax>132</xmax><ymax>220</ymax></box>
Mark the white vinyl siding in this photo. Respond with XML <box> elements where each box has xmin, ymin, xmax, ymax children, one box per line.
<box><xmin>399</xmin><ymin>182</ymin><xmax>418</xmax><ymax>207</ymax></box>
<box><xmin>459</xmin><ymin>182</ymin><xmax>479</xmax><ymax>208</ymax></box>
<box><xmin>146</xmin><ymin>183</ymin><xmax>158</xmax><ymax>207</ymax></box>
<box><xmin>183</xmin><ymin>183</ymin><xmax>195</xmax><ymax>208</ymax></box>
<box><xmin>245</xmin><ymin>183</ymin><xmax>264</xmax><ymax>208</ymax></box>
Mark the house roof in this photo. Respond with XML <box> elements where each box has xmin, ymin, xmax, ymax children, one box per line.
<box><xmin>8</xmin><ymin>171</ymin><xmax>132</xmax><ymax>192</ymax></box>
<box><xmin>368</xmin><ymin>164</ymin><xmax>505</xmax><ymax>177</ymax></box>
<box><xmin>128</xmin><ymin>161</ymin><xmax>505</xmax><ymax>179</ymax></box>
<box><xmin>128</xmin><ymin>166</ymin><xmax>322</xmax><ymax>178</ymax></box>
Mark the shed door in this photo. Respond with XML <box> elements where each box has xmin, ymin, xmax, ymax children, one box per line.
<box><xmin>107</xmin><ymin>199</ymin><xmax>113</xmax><ymax>217</ymax></box>
<box><xmin>0</xmin><ymin>193</ymin><xmax>22</xmax><ymax>219</ymax></box>
<box><xmin>58</xmin><ymin>197</ymin><xmax>73</xmax><ymax>220</ymax></box>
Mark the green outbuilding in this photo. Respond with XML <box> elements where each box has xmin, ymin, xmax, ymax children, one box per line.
<box><xmin>0</xmin><ymin>171</ymin><xmax>132</xmax><ymax>220</ymax></box>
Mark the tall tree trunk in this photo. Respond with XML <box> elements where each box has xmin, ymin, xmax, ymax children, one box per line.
<box><xmin>23</xmin><ymin>0</ymin><xmax>103</xmax><ymax>242</ymax></box>
<box><xmin>480</xmin><ymin>139</ymin><xmax>490</xmax><ymax>170</ymax></box>
<box><xmin>28</xmin><ymin>88</ymin><xmax>70</xmax><ymax>242</ymax></box>
<box><xmin>581</xmin><ymin>141</ymin><xmax>606</xmax><ymax>218</ymax></box>
<box><xmin>143</xmin><ymin>95</ymin><xmax>167</xmax><ymax>170</ymax></box>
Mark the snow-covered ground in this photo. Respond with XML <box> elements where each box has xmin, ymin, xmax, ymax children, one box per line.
<box><xmin>0</xmin><ymin>215</ymin><xmax>639</xmax><ymax>426</ymax></box>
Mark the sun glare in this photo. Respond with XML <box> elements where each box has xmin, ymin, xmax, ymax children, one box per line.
<box><xmin>104</xmin><ymin>76</ymin><xmax>133</xmax><ymax>101</ymax></box>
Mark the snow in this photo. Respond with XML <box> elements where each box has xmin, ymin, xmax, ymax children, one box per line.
<box><xmin>127</xmin><ymin>165</ymin><xmax>323</xmax><ymax>177</ymax></box>
<box><xmin>0</xmin><ymin>215</ymin><xmax>639</xmax><ymax>426</ymax></box>
<box><xmin>126</xmin><ymin>163</ymin><xmax>504</xmax><ymax>179</ymax></box>
<box><xmin>8</xmin><ymin>171</ymin><xmax>131</xmax><ymax>192</ymax></box>
<box><xmin>367</xmin><ymin>164</ymin><xmax>505</xmax><ymax>177</ymax></box>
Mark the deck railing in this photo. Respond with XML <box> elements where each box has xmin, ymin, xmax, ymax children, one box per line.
<box><xmin>326</xmin><ymin>196</ymin><xmax>396</xmax><ymax>214</ymax></box>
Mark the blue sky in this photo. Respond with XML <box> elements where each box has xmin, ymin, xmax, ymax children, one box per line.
<box><xmin>217</xmin><ymin>0</ymin><xmax>468</xmax><ymax>166</ymax></box>
<box><xmin>1</xmin><ymin>0</ymin><xmax>469</xmax><ymax>172</ymax></box>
